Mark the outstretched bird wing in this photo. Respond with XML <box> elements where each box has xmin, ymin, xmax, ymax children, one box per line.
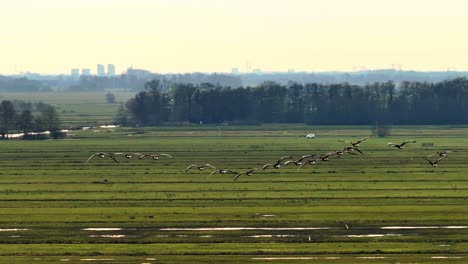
<box><xmin>353</xmin><ymin>147</ymin><xmax>363</xmax><ymax>154</ymax></box>
<box><xmin>184</xmin><ymin>164</ymin><xmax>198</xmax><ymax>172</ymax></box>
<box><xmin>158</xmin><ymin>153</ymin><xmax>173</xmax><ymax>158</ymax></box>
<box><xmin>400</xmin><ymin>140</ymin><xmax>416</xmax><ymax>146</ymax></box>
<box><xmin>354</xmin><ymin>137</ymin><xmax>369</xmax><ymax>145</ymax></box>
<box><xmin>262</xmin><ymin>164</ymin><xmax>273</xmax><ymax>170</ymax></box>
<box><xmin>204</xmin><ymin>163</ymin><xmax>216</xmax><ymax>169</ymax></box>
<box><xmin>298</xmin><ymin>154</ymin><xmax>315</xmax><ymax>162</ymax></box>
<box><xmin>108</xmin><ymin>154</ymin><xmax>120</xmax><ymax>164</ymax></box>
<box><xmin>86</xmin><ymin>153</ymin><xmax>99</xmax><ymax>163</ymax></box>
<box><xmin>421</xmin><ymin>156</ymin><xmax>433</xmax><ymax>164</ymax></box>
<box><xmin>233</xmin><ymin>172</ymin><xmax>243</xmax><ymax>181</ymax></box>
<box><xmin>279</xmin><ymin>156</ymin><xmax>292</xmax><ymax>161</ymax></box>
<box><xmin>435</xmin><ymin>156</ymin><xmax>447</xmax><ymax>163</ymax></box>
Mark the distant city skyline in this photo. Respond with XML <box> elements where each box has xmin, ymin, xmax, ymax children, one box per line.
<box><xmin>1</xmin><ymin>0</ymin><xmax>468</xmax><ymax>75</ymax></box>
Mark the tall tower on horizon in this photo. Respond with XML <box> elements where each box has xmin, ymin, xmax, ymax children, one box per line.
<box><xmin>107</xmin><ymin>64</ymin><xmax>115</xmax><ymax>76</ymax></box>
<box><xmin>70</xmin><ymin>68</ymin><xmax>79</xmax><ymax>79</ymax></box>
<box><xmin>81</xmin><ymin>68</ymin><xmax>91</xmax><ymax>76</ymax></box>
<box><xmin>97</xmin><ymin>64</ymin><xmax>105</xmax><ymax>76</ymax></box>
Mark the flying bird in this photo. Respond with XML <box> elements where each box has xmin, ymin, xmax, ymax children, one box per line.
<box><xmin>234</xmin><ymin>169</ymin><xmax>256</xmax><ymax>181</ymax></box>
<box><xmin>388</xmin><ymin>140</ymin><xmax>416</xmax><ymax>149</ymax></box>
<box><xmin>112</xmin><ymin>152</ymin><xmax>136</xmax><ymax>159</ymax></box>
<box><xmin>339</xmin><ymin>137</ymin><xmax>369</xmax><ymax>147</ymax></box>
<box><xmin>184</xmin><ymin>163</ymin><xmax>216</xmax><ymax>172</ymax></box>
<box><xmin>208</xmin><ymin>169</ymin><xmax>238</xmax><ymax>176</ymax></box>
<box><xmin>427</xmin><ymin>151</ymin><xmax>451</xmax><ymax>158</ymax></box>
<box><xmin>341</xmin><ymin>146</ymin><xmax>363</xmax><ymax>155</ymax></box>
<box><xmin>422</xmin><ymin>156</ymin><xmax>446</xmax><ymax>167</ymax></box>
<box><xmin>298</xmin><ymin>159</ymin><xmax>317</xmax><ymax>169</ymax></box>
<box><xmin>261</xmin><ymin>156</ymin><xmax>292</xmax><ymax>170</ymax></box>
<box><xmin>138</xmin><ymin>153</ymin><xmax>173</xmax><ymax>160</ymax></box>
<box><xmin>283</xmin><ymin>154</ymin><xmax>316</xmax><ymax>167</ymax></box>
<box><xmin>86</xmin><ymin>152</ymin><xmax>119</xmax><ymax>164</ymax></box>
<box><xmin>319</xmin><ymin>152</ymin><xmax>335</xmax><ymax>161</ymax></box>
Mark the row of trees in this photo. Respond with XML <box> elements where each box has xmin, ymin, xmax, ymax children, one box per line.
<box><xmin>117</xmin><ymin>78</ymin><xmax>468</xmax><ymax>126</ymax></box>
<box><xmin>0</xmin><ymin>100</ymin><xmax>62</xmax><ymax>139</ymax></box>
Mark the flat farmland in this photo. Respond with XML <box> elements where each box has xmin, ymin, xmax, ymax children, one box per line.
<box><xmin>1</xmin><ymin>126</ymin><xmax>468</xmax><ymax>263</ymax></box>
<box><xmin>0</xmin><ymin>91</ymin><xmax>135</xmax><ymax>126</ymax></box>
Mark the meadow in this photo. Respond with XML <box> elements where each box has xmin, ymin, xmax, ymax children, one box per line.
<box><xmin>0</xmin><ymin>91</ymin><xmax>134</xmax><ymax>126</ymax></box>
<box><xmin>0</xmin><ymin>125</ymin><xmax>468</xmax><ymax>263</ymax></box>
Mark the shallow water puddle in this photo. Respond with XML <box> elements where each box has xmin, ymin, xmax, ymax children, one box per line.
<box><xmin>160</xmin><ymin>227</ymin><xmax>331</xmax><ymax>231</ymax></box>
<box><xmin>80</xmin><ymin>259</ymin><xmax>115</xmax><ymax>261</ymax></box>
<box><xmin>431</xmin><ymin>256</ymin><xmax>462</xmax><ymax>259</ymax></box>
<box><xmin>344</xmin><ymin>234</ymin><xmax>401</xmax><ymax>238</ymax></box>
<box><xmin>89</xmin><ymin>234</ymin><xmax>126</xmax><ymax>238</ymax></box>
<box><xmin>381</xmin><ymin>226</ymin><xmax>468</xmax><ymax>230</ymax></box>
<box><xmin>0</xmin><ymin>228</ymin><xmax>29</xmax><ymax>232</ymax></box>
<box><xmin>248</xmin><ymin>234</ymin><xmax>299</xmax><ymax>238</ymax></box>
<box><xmin>252</xmin><ymin>257</ymin><xmax>318</xmax><ymax>260</ymax></box>
<box><xmin>82</xmin><ymin>228</ymin><xmax>123</xmax><ymax>231</ymax></box>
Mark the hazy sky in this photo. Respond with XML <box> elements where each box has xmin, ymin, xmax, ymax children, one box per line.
<box><xmin>1</xmin><ymin>0</ymin><xmax>468</xmax><ymax>74</ymax></box>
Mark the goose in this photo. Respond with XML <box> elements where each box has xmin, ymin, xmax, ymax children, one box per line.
<box><xmin>138</xmin><ymin>153</ymin><xmax>173</xmax><ymax>160</ymax></box>
<box><xmin>422</xmin><ymin>156</ymin><xmax>446</xmax><ymax>167</ymax></box>
<box><xmin>86</xmin><ymin>152</ymin><xmax>119</xmax><ymax>164</ymax></box>
<box><xmin>388</xmin><ymin>140</ymin><xmax>416</xmax><ymax>149</ymax></box>
<box><xmin>427</xmin><ymin>151</ymin><xmax>451</xmax><ymax>158</ymax></box>
<box><xmin>112</xmin><ymin>152</ymin><xmax>136</xmax><ymax>159</ymax></box>
<box><xmin>339</xmin><ymin>137</ymin><xmax>369</xmax><ymax>147</ymax></box>
<box><xmin>342</xmin><ymin>146</ymin><xmax>363</xmax><ymax>155</ymax></box>
<box><xmin>261</xmin><ymin>156</ymin><xmax>292</xmax><ymax>170</ymax></box>
<box><xmin>283</xmin><ymin>154</ymin><xmax>316</xmax><ymax>166</ymax></box>
<box><xmin>208</xmin><ymin>169</ymin><xmax>238</xmax><ymax>176</ymax></box>
<box><xmin>298</xmin><ymin>159</ymin><xmax>317</xmax><ymax>169</ymax></box>
<box><xmin>234</xmin><ymin>169</ymin><xmax>256</xmax><ymax>181</ymax></box>
<box><xmin>184</xmin><ymin>163</ymin><xmax>216</xmax><ymax>172</ymax></box>
<box><xmin>319</xmin><ymin>152</ymin><xmax>335</xmax><ymax>161</ymax></box>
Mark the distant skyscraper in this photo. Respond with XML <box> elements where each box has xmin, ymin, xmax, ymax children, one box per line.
<box><xmin>70</xmin><ymin>68</ymin><xmax>79</xmax><ymax>78</ymax></box>
<box><xmin>81</xmin><ymin>68</ymin><xmax>91</xmax><ymax>76</ymax></box>
<box><xmin>97</xmin><ymin>64</ymin><xmax>105</xmax><ymax>76</ymax></box>
<box><xmin>107</xmin><ymin>64</ymin><xmax>115</xmax><ymax>76</ymax></box>
<box><xmin>231</xmin><ymin>68</ymin><xmax>239</xmax><ymax>74</ymax></box>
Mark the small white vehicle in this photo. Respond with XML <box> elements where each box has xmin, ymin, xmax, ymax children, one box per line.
<box><xmin>306</xmin><ymin>133</ymin><xmax>316</xmax><ymax>139</ymax></box>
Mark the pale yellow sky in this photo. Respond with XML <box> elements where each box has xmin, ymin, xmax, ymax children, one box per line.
<box><xmin>1</xmin><ymin>0</ymin><xmax>467</xmax><ymax>74</ymax></box>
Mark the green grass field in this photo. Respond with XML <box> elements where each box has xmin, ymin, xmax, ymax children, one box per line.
<box><xmin>0</xmin><ymin>91</ymin><xmax>135</xmax><ymax>126</ymax></box>
<box><xmin>1</xmin><ymin>126</ymin><xmax>468</xmax><ymax>263</ymax></box>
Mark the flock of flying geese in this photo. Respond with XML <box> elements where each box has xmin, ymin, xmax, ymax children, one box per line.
<box><xmin>86</xmin><ymin>137</ymin><xmax>451</xmax><ymax>182</ymax></box>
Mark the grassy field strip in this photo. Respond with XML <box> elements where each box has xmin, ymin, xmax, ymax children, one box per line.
<box><xmin>1</xmin><ymin>127</ymin><xmax>468</xmax><ymax>262</ymax></box>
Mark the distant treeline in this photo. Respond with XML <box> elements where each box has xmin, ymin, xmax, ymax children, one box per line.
<box><xmin>0</xmin><ymin>73</ymin><xmax>242</xmax><ymax>92</ymax></box>
<box><xmin>117</xmin><ymin>78</ymin><xmax>468</xmax><ymax>126</ymax></box>
<box><xmin>0</xmin><ymin>100</ymin><xmax>62</xmax><ymax>139</ymax></box>
<box><xmin>0</xmin><ymin>77</ymin><xmax>48</xmax><ymax>92</ymax></box>
<box><xmin>3</xmin><ymin>70</ymin><xmax>468</xmax><ymax>92</ymax></box>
